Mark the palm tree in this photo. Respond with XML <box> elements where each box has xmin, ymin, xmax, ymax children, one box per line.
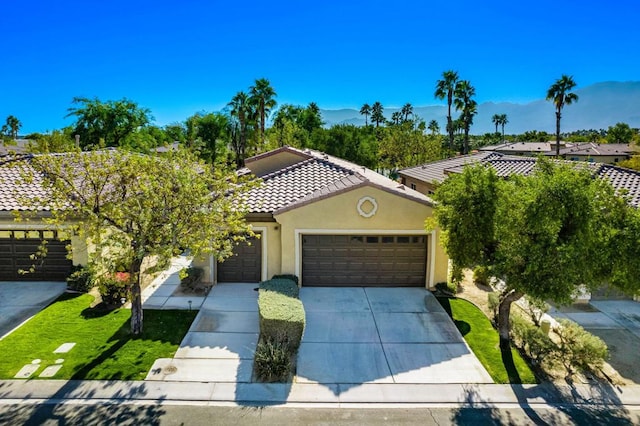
<box><xmin>492</xmin><ymin>114</ymin><xmax>500</xmax><ymax>134</ymax></box>
<box><xmin>401</xmin><ymin>103</ymin><xmax>413</xmax><ymax>122</ymax></box>
<box><xmin>454</xmin><ymin>80</ymin><xmax>477</xmax><ymax>155</ymax></box>
<box><xmin>498</xmin><ymin>114</ymin><xmax>508</xmax><ymax>141</ymax></box>
<box><xmin>546</xmin><ymin>75</ymin><xmax>578</xmax><ymax>157</ymax></box>
<box><xmin>359</xmin><ymin>103</ymin><xmax>371</xmax><ymax>126</ymax></box>
<box><xmin>249</xmin><ymin>78</ymin><xmax>277</xmax><ymax>146</ymax></box>
<box><xmin>371</xmin><ymin>102</ymin><xmax>384</xmax><ymax>128</ymax></box>
<box><xmin>228</xmin><ymin>91</ymin><xmax>252</xmax><ymax>167</ymax></box>
<box><xmin>434</xmin><ymin>70</ymin><xmax>459</xmax><ymax>153</ymax></box>
<box><xmin>4</xmin><ymin>115</ymin><xmax>22</xmax><ymax>139</ymax></box>
<box><xmin>391</xmin><ymin>111</ymin><xmax>402</xmax><ymax>125</ymax></box>
<box><xmin>427</xmin><ymin>120</ymin><xmax>440</xmax><ymax>135</ymax></box>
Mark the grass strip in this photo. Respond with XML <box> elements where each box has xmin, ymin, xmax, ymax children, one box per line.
<box><xmin>0</xmin><ymin>292</ymin><xmax>196</xmax><ymax>380</ymax></box>
<box><xmin>437</xmin><ymin>296</ymin><xmax>537</xmax><ymax>384</ymax></box>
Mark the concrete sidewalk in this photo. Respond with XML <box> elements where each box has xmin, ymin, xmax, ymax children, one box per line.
<box><xmin>1</xmin><ymin>379</ymin><xmax>640</xmax><ymax>408</ymax></box>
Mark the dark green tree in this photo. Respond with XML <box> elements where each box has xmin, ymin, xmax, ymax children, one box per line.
<box><xmin>371</xmin><ymin>102</ymin><xmax>385</xmax><ymax>128</ymax></box>
<box><xmin>359</xmin><ymin>103</ymin><xmax>371</xmax><ymax>126</ymax></box>
<box><xmin>454</xmin><ymin>80</ymin><xmax>477</xmax><ymax>154</ymax></box>
<box><xmin>249</xmin><ymin>78</ymin><xmax>277</xmax><ymax>146</ymax></box>
<box><xmin>546</xmin><ymin>75</ymin><xmax>578</xmax><ymax>157</ymax></box>
<box><xmin>66</xmin><ymin>97</ymin><xmax>152</xmax><ymax>149</ymax></box>
<box><xmin>434</xmin><ymin>70</ymin><xmax>459</xmax><ymax>153</ymax></box>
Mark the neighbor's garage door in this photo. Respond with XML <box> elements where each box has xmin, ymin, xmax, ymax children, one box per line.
<box><xmin>217</xmin><ymin>235</ymin><xmax>262</xmax><ymax>283</ymax></box>
<box><xmin>302</xmin><ymin>235</ymin><xmax>427</xmax><ymax>287</ymax></box>
<box><xmin>0</xmin><ymin>230</ymin><xmax>72</xmax><ymax>281</ymax></box>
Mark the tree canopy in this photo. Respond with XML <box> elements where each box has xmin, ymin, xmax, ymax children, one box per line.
<box><xmin>431</xmin><ymin>159</ymin><xmax>639</xmax><ymax>350</ymax></box>
<box><xmin>66</xmin><ymin>97</ymin><xmax>153</xmax><ymax>149</ymax></box>
<box><xmin>18</xmin><ymin>148</ymin><xmax>256</xmax><ymax>334</ymax></box>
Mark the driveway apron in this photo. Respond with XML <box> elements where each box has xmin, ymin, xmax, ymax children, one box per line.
<box><xmin>297</xmin><ymin>287</ymin><xmax>492</xmax><ymax>386</ymax></box>
<box><xmin>145</xmin><ymin>283</ymin><xmax>259</xmax><ymax>382</ymax></box>
<box><xmin>0</xmin><ymin>281</ymin><xmax>67</xmax><ymax>339</ymax></box>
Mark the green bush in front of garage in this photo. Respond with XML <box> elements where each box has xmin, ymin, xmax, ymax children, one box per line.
<box><xmin>255</xmin><ymin>277</ymin><xmax>305</xmax><ymax>382</ymax></box>
<box><xmin>260</xmin><ymin>277</ymin><xmax>299</xmax><ymax>297</ymax></box>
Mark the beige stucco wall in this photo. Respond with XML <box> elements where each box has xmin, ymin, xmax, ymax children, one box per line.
<box><xmin>273</xmin><ymin>185</ymin><xmax>448</xmax><ymax>288</ymax></box>
<box><xmin>0</xmin><ymin>218</ymin><xmax>88</xmax><ymax>265</ymax></box>
<box><xmin>401</xmin><ymin>176</ymin><xmax>436</xmax><ymax>195</ymax></box>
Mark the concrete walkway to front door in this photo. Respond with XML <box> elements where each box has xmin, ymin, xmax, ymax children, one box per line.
<box><xmin>297</xmin><ymin>287</ymin><xmax>493</xmax><ymax>386</ymax></box>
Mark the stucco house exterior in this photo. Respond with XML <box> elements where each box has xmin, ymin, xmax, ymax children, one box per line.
<box><xmin>0</xmin><ymin>155</ymin><xmax>87</xmax><ymax>281</ymax></box>
<box><xmin>195</xmin><ymin>146</ymin><xmax>449</xmax><ymax>288</ymax></box>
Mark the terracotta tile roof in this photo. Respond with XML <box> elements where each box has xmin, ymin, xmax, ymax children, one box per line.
<box><xmin>398</xmin><ymin>151</ymin><xmax>501</xmax><ymax>183</ymax></box>
<box><xmin>596</xmin><ymin>165</ymin><xmax>640</xmax><ymax>208</ymax></box>
<box><xmin>415</xmin><ymin>152</ymin><xmax>640</xmax><ymax>208</ymax></box>
<box><xmin>0</xmin><ymin>155</ymin><xmax>51</xmax><ymax>212</ymax></box>
<box><xmin>245</xmin><ymin>147</ymin><xmax>434</xmax><ymax>214</ymax></box>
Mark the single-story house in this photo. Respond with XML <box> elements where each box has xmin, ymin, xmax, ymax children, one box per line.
<box><xmin>195</xmin><ymin>146</ymin><xmax>449</xmax><ymax>288</ymax></box>
<box><xmin>479</xmin><ymin>141</ymin><xmax>635</xmax><ymax>164</ymax></box>
<box><xmin>1</xmin><ymin>149</ymin><xmax>448</xmax><ymax>288</ymax></box>
<box><xmin>0</xmin><ymin>155</ymin><xmax>87</xmax><ymax>281</ymax></box>
<box><xmin>399</xmin><ymin>152</ymin><xmax>640</xmax><ymax>300</ymax></box>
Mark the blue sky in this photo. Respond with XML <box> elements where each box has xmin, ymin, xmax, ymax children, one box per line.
<box><xmin>2</xmin><ymin>0</ymin><xmax>639</xmax><ymax>133</ymax></box>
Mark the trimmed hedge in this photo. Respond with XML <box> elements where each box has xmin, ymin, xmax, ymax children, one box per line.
<box><xmin>258</xmin><ymin>289</ymin><xmax>305</xmax><ymax>350</ymax></box>
<box><xmin>271</xmin><ymin>274</ymin><xmax>299</xmax><ymax>286</ymax></box>
<box><xmin>260</xmin><ymin>278</ymin><xmax>299</xmax><ymax>298</ymax></box>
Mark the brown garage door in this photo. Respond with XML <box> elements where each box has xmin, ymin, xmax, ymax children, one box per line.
<box><xmin>302</xmin><ymin>234</ymin><xmax>427</xmax><ymax>287</ymax></box>
<box><xmin>217</xmin><ymin>235</ymin><xmax>262</xmax><ymax>283</ymax></box>
<box><xmin>0</xmin><ymin>230</ymin><xmax>73</xmax><ymax>281</ymax></box>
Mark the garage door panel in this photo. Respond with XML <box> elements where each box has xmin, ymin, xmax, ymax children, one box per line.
<box><xmin>302</xmin><ymin>234</ymin><xmax>427</xmax><ymax>287</ymax></box>
<box><xmin>217</xmin><ymin>234</ymin><xmax>262</xmax><ymax>283</ymax></box>
<box><xmin>0</xmin><ymin>233</ymin><xmax>73</xmax><ymax>281</ymax></box>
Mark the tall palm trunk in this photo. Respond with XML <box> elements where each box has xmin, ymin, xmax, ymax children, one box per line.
<box><xmin>555</xmin><ymin>109</ymin><xmax>561</xmax><ymax>157</ymax></box>
<box><xmin>447</xmin><ymin>97</ymin><xmax>454</xmax><ymax>152</ymax></box>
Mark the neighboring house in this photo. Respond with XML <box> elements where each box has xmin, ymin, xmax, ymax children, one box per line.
<box><xmin>399</xmin><ymin>152</ymin><xmax>640</xmax><ymax>300</ymax></box>
<box><xmin>0</xmin><ymin>139</ymin><xmax>31</xmax><ymax>155</ymax></box>
<box><xmin>399</xmin><ymin>151</ymin><xmax>501</xmax><ymax>195</ymax></box>
<box><xmin>480</xmin><ymin>141</ymin><xmax>635</xmax><ymax>164</ymax></box>
<box><xmin>194</xmin><ymin>146</ymin><xmax>449</xmax><ymax>288</ymax></box>
<box><xmin>0</xmin><ymin>155</ymin><xmax>87</xmax><ymax>281</ymax></box>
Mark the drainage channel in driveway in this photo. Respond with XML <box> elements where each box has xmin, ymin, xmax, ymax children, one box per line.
<box><xmin>296</xmin><ymin>287</ymin><xmax>493</xmax><ymax>385</ymax></box>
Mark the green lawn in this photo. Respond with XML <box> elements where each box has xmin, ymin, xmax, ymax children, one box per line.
<box><xmin>437</xmin><ymin>296</ymin><xmax>537</xmax><ymax>384</ymax></box>
<box><xmin>0</xmin><ymin>293</ymin><xmax>197</xmax><ymax>380</ymax></box>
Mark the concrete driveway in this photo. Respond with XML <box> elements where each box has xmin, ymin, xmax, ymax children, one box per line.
<box><xmin>0</xmin><ymin>281</ymin><xmax>67</xmax><ymax>338</ymax></box>
<box><xmin>550</xmin><ymin>299</ymin><xmax>640</xmax><ymax>383</ymax></box>
<box><xmin>297</xmin><ymin>287</ymin><xmax>493</xmax><ymax>386</ymax></box>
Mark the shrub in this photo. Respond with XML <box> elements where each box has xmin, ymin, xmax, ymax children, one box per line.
<box><xmin>487</xmin><ymin>292</ymin><xmax>500</xmax><ymax>321</ymax></box>
<box><xmin>254</xmin><ymin>335</ymin><xmax>293</xmax><ymax>382</ymax></box>
<box><xmin>181</xmin><ymin>267</ymin><xmax>204</xmax><ymax>289</ymax></box>
<box><xmin>258</xmin><ymin>289</ymin><xmax>305</xmax><ymax>351</ymax></box>
<box><xmin>448</xmin><ymin>265</ymin><xmax>463</xmax><ymax>293</ymax></box>
<box><xmin>510</xmin><ymin>315</ymin><xmax>558</xmax><ymax>368</ymax></box>
<box><xmin>66</xmin><ymin>265</ymin><xmax>95</xmax><ymax>293</ymax></box>
<box><xmin>97</xmin><ymin>272</ymin><xmax>130</xmax><ymax>306</ymax></box>
<box><xmin>260</xmin><ymin>278</ymin><xmax>299</xmax><ymax>298</ymax></box>
<box><xmin>473</xmin><ymin>265</ymin><xmax>491</xmax><ymax>287</ymax></box>
<box><xmin>271</xmin><ymin>274</ymin><xmax>299</xmax><ymax>286</ymax></box>
<box><xmin>555</xmin><ymin>319</ymin><xmax>609</xmax><ymax>374</ymax></box>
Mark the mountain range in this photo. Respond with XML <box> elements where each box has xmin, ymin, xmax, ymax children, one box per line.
<box><xmin>319</xmin><ymin>81</ymin><xmax>640</xmax><ymax>134</ymax></box>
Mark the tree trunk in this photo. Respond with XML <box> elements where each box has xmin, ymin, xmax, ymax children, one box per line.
<box><xmin>130</xmin><ymin>257</ymin><xmax>144</xmax><ymax>335</ymax></box>
<box><xmin>555</xmin><ymin>109</ymin><xmax>561</xmax><ymax>157</ymax></box>
<box><xmin>447</xmin><ymin>102</ymin><xmax>453</xmax><ymax>152</ymax></box>
<box><xmin>497</xmin><ymin>289</ymin><xmax>524</xmax><ymax>352</ymax></box>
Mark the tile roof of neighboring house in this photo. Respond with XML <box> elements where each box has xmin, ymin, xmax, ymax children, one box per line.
<box><xmin>398</xmin><ymin>151</ymin><xmax>501</xmax><ymax>184</ymax></box>
<box><xmin>0</xmin><ymin>155</ymin><xmax>51</xmax><ymax>212</ymax></box>
<box><xmin>410</xmin><ymin>151</ymin><xmax>640</xmax><ymax>208</ymax></box>
<box><xmin>480</xmin><ymin>142</ymin><xmax>555</xmax><ymax>153</ymax></box>
<box><xmin>244</xmin><ymin>146</ymin><xmax>433</xmax><ymax>214</ymax></box>
<box><xmin>0</xmin><ymin>139</ymin><xmax>31</xmax><ymax>155</ymax></box>
<box><xmin>596</xmin><ymin>164</ymin><xmax>640</xmax><ymax>208</ymax></box>
<box><xmin>549</xmin><ymin>142</ymin><xmax>635</xmax><ymax>157</ymax></box>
